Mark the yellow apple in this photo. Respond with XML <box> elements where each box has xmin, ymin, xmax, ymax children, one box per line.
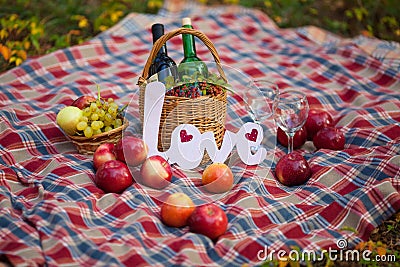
<box><xmin>56</xmin><ymin>106</ymin><xmax>83</xmax><ymax>135</ymax></box>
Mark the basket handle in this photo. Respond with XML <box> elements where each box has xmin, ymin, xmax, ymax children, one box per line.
<box><xmin>137</xmin><ymin>27</ymin><xmax>227</xmax><ymax>85</ymax></box>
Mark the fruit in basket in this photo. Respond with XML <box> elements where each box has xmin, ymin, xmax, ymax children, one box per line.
<box><xmin>275</xmin><ymin>151</ymin><xmax>311</xmax><ymax>186</ymax></box>
<box><xmin>71</xmin><ymin>95</ymin><xmax>96</xmax><ymax>109</ymax></box>
<box><xmin>305</xmin><ymin>109</ymin><xmax>333</xmax><ymax>140</ymax></box>
<box><xmin>78</xmin><ymin>98</ymin><xmax>125</xmax><ymax>138</ymax></box>
<box><xmin>164</xmin><ymin>72</ymin><xmax>229</xmax><ymax>98</ymax></box>
<box><xmin>139</xmin><ymin>155</ymin><xmax>172</xmax><ymax>189</ymax></box>
<box><xmin>313</xmin><ymin>127</ymin><xmax>345</xmax><ymax>150</ymax></box>
<box><xmin>165</xmin><ymin>81</ymin><xmax>224</xmax><ymax>98</ymax></box>
<box><xmin>114</xmin><ymin>136</ymin><xmax>148</xmax><ymax>167</ymax></box>
<box><xmin>201</xmin><ymin>163</ymin><xmax>233</xmax><ymax>194</ymax></box>
<box><xmin>93</xmin><ymin>143</ymin><xmax>116</xmax><ymax>170</ymax></box>
<box><xmin>94</xmin><ymin>160</ymin><xmax>133</xmax><ymax>193</ymax></box>
<box><xmin>188</xmin><ymin>203</ymin><xmax>228</xmax><ymax>240</ymax></box>
<box><xmin>277</xmin><ymin>125</ymin><xmax>307</xmax><ymax>149</ymax></box>
<box><xmin>67</xmin><ymin>85</ymin><xmax>126</xmax><ymax>138</ymax></box>
<box><xmin>160</xmin><ymin>192</ymin><xmax>195</xmax><ymax>228</ymax></box>
<box><xmin>56</xmin><ymin>106</ymin><xmax>83</xmax><ymax>135</ymax></box>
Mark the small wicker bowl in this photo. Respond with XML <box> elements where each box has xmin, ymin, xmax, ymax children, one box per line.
<box><xmin>67</xmin><ymin>118</ymin><xmax>128</xmax><ymax>155</ymax></box>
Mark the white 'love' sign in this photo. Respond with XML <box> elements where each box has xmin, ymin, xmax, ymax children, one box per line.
<box><xmin>142</xmin><ymin>82</ymin><xmax>267</xmax><ymax>169</ymax></box>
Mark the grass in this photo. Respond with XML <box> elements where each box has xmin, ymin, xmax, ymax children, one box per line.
<box><xmin>227</xmin><ymin>0</ymin><xmax>400</xmax><ymax>41</ymax></box>
<box><xmin>0</xmin><ymin>0</ymin><xmax>161</xmax><ymax>71</ymax></box>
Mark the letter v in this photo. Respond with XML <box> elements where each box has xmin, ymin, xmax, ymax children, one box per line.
<box><xmin>200</xmin><ymin>131</ymin><xmax>237</xmax><ymax>163</ymax></box>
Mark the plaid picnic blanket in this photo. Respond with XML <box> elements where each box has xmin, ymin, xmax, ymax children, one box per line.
<box><xmin>1</xmin><ymin>2</ymin><xmax>399</xmax><ymax>266</ymax></box>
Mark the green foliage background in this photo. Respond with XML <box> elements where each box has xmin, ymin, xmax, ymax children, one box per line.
<box><xmin>0</xmin><ymin>0</ymin><xmax>399</xmax><ymax>72</ymax></box>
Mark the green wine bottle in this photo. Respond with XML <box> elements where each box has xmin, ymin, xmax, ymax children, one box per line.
<box><xmin>178</xmin><ymin>17</ymin><xmax>208</xmax><ymax>80</ymax></box>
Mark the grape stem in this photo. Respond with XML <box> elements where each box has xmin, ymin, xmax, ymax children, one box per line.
<box><xmin>96</xmin><ymin>83</ymin><xmax>127</xmax><ymax>117</ymax></box>
<box><xmin>117</xmin><ymin>104</ymin><xmax>128</xmax><ymax>116</ymax></box>
<box><xmin>97</xmin><ymin>84</ymin><xmax>101</xmax><ymax>100</ymax></box>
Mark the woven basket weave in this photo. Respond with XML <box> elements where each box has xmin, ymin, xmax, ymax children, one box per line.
<box><xmin>68</xmin><ymin>117</ymin><xmax>128</xmax><ymax>155</ymax></box>
<box><xmin>138</xmin><ymin>28</ymin><xmax>227</xmax><ymax>154</ymax></box>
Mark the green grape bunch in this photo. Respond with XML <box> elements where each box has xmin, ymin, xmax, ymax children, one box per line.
<box><xmin>70</xmin><ymin>85</ymin><xmax>126</xmax><ymax>138</ymax></box>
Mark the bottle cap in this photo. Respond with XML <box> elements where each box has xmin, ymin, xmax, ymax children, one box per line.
<box><xmin>151</xmin><ymin>23</ymin><xmax>165</xmax><ymax>43</ymax></box>
<box><xmin>182</xmin><ymin>17</ymin><xmax>191</xmax><ymax>26</ymax></box>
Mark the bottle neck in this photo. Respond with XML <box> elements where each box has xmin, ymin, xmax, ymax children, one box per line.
<box><xmin>157</xmin><ymin>44</ymin><xmax>168</xmax><ymax>57</ymax></box>
<box><xmin>182</xmin><ymin>24</ymin><xmax>197</xmax><ymax>59</ymax></box>
<box><xmin>152</xmin><ymin>23</ymin><xmax>168</xmax><ymax>57</ymax></box>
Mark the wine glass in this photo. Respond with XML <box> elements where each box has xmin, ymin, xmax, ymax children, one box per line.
<box><xmin>273</xmin><ymin>90</ymin><xmax>309</xmax><ymax>154</ymax></box>
<box><xmin>246</xmin><ymin>80</ymin><xmax>280</xmax><ymax>122</ymax></box>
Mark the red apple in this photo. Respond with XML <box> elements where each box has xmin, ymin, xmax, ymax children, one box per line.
<box><xmin>93</xmin><ymin>143</ymin><xmax>116</xmax><ymax>170</ymax></box>
<box><xmin>277</xmin><ymin>125</ymin><xmax>307</xmax><ymax>149</ymax></box>
<box><xmin>114</xmin><ymin>136</ymin><xmax>148</xmax><ymax>167</ymax></box>
<box><xmin>202</xmin><ymin>163</ymin><xmax>234</xmax><ymax>194</ymax></box>
<box><xmin>71</xmin><ymin>95</ymin><xmax>96</xmax><ymax>109</ymax></box>
<box><xmin>313</xmin><ymin>127</ymin><xmax>345</xmax><ymax>150</ymax></box>
<box><xmin>188</xmin><ymin>204</ymin><xmax>228</xmax><ymax>240</ymax></box>
<box><xmin>94</xmin><ymin>160</ymin><xmax>133</xmax><ymax>193</ymax></box>
<box><xmin>160</xmin><ymin>192</ymin><xmax>195</xmax><ymax>228</ymax></box>
<box><xmin>305</xmin><ymin>109</ymin><xmax>334</xmax><ymax>140</ymax></box>
<box><xmin>139</xmin><ymin>155</ymin><xmax>172</xmax><ymax>189</ymax></box>
<box><xmin>275</xmin><ymin>152</ymin><xmax>311</xmax><ymax>186</ymax></box>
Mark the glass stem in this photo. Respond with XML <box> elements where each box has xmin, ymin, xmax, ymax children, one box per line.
<box><xmin>287</xmin><ymin>132</ymin><xmax>295</xmax><ymax>154</ymax></box>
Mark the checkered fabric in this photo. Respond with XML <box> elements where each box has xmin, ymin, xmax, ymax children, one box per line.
<box><xmin>1</xmin><ymin>2</ymin><xmax>399</xmax><ymax>266</ymax></box>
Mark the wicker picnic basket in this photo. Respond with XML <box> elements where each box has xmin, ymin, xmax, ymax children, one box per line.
<box><xmin>68</xmin><ymin>117</ymin><xmax>128</xmax><ymax>155</ymax></box>
<box><xmin>137</xmin><ymin>27</ymin><xmax>228</xmax><ymax>155</ymax></box>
